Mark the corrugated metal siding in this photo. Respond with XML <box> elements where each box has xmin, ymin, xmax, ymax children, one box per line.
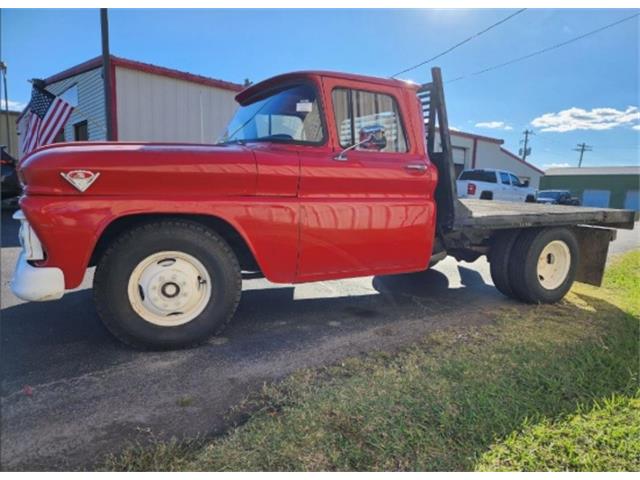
<box><xmin>115</xmin><ymin>67</ymin><xmax>238</xmax><ymax>143</ymax></box>
<box><xmin>540</xmin><ymin>174</ymin><xmax>640</xmax><ymax>209</ymax></box>
<box><xmin>47</xmin><ymin>67</ymin><xmax>107</xmax><ymax>141</ymax></box>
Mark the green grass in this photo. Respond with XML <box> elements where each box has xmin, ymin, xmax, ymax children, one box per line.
<box><xmin>477</xmin><ymin>394</ymin><xmax>640</xmax><ymax>471</ymax></box>
<box><xmin>104</xmin><ymin>251</ymin><xmax>640</xmax><ymax>472</ymax></box>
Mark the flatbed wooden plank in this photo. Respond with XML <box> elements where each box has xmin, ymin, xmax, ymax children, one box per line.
<box><xmin>454</xmin><ymin>199</ymin><xmax>638</xmax><ymax>230</ymax></box>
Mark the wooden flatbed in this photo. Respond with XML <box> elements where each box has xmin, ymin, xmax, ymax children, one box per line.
<box><xmin>455</xmin><ymin>199</ymin><xmax>638</xmax><ymax>231</ymax></box>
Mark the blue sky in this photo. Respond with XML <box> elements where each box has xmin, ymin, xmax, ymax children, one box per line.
<box><xmin>3</xmin><ymin>8</ymin><xmax>639</xmax><ymax>169</ymax></box>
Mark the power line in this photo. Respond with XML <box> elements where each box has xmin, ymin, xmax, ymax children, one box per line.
<box><xmin>390</xmin><ymin>9</ymin><xmax>527</xmax><ymax>78</ymax></box>
<box><xmin>447</xmin><ymin>12</ymin><xmax>640</xmax><ymax>84</ymax></box>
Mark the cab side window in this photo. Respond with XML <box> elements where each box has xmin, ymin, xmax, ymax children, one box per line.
<box><xmin>500</xmin><ymin>172</ymin><xmax>511</xmax><ymax>185</ymax></box>
<box><xmin>332</xmin><ymin>88</ymin><xmax>408</xmax><ymax>153</ymax></box>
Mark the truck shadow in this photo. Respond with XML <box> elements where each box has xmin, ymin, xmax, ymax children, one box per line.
<box><xmin>1</xmin><ymin>266</ymin><xmax>500</xmax><ymax>388</ymax></box>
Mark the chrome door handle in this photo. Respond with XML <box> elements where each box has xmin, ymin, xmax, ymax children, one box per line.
<box><xmin>405</xmin><ymin>163</ymin><xmax>427</xmax><ymax>173</ymax></box>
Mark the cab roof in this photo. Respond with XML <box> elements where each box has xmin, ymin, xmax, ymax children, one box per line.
<box><xmin>236</xmin><ymin>70</ymin><xmax>420</xmax><ymax>104</ymax></box>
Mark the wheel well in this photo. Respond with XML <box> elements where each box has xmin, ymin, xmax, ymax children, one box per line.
<box><xmin>89</xmin><ymin>213</ymin><xmax>260</xmax><ymax>272</ymax></box>
<box><xmin>480</xmin><ymin>191</ymin><xmax>493</xmax><ymax>200</ymax></box>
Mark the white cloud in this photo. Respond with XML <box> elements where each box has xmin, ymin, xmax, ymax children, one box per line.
<box><xmin>531</xmin><ymin>106</ymin><xmax>640</xmax><ymax>133</ymax></box>
<box><xmin>475</xmin><ymin>121</ymin><xmax>513</xmax><ymax>131</ymax></box>
<box><xmin>632</xmin><ymin>125</ymin><xmax>640</xmax><ymax>131</ymax></box>
<box><xmin>542</xmin><ymin>163</ymin><xmax>571</xmax><ymax>170</ymax></box>
<box><xmin>3</xmin><ymin>99</ymin><xmax>27</xmax><ymax>111</ymax></box>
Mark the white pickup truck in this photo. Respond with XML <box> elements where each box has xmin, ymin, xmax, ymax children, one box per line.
<box><xmin>456</xmin><ymin>168</ymin><xmax>537</xmax><ymax>202</ymax></box>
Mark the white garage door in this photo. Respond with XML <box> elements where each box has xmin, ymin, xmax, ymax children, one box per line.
<box><xmin>624</xmin><ymin>190</ymin><xmax>639</xmax><ymax>211</ymax></box>
<box><xmin>452</xmin><ymin>147</ymin><xmax>466</xmax><ymax>166</ymax></box>
<box><xmin>582</xmin><ymin>189</ymin><xmax>611</xmax><ymax>208</ymax></box>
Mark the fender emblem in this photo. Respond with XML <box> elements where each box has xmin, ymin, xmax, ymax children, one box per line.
<box><xmin>60</xmin><ymin>170</ymin><xmax>100</xmax><ymax>192</ymax></box>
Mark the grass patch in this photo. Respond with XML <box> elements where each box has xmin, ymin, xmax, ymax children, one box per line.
<box><xmin>104</xmin><ymin>252</ymin><xmax>640</xmax><ymax>471</ymax></box>
<box><xmin>477</xmin><ymin>394</ymin><xmax>640</xmax><ymax>471</ymax></box>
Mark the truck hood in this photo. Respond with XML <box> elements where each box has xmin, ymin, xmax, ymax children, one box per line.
<box><xmin>19</xmin><ymin>142</ymin><xmax>257</xmax><ymax>196</ymax></box>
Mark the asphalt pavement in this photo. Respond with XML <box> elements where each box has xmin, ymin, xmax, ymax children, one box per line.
<box><xmin>1</xmin><ymin>207</ymin><xmax>637</xmax><ymax>470</ymax></box>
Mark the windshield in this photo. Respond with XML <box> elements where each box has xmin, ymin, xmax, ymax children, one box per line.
<box><xmin>538</xmin><ymin>191</ymin><xmax>563</xmax><ymax>199</ymax></box>
<box><xmin>220</xmin><ymin>84</ymin><xmax>324</xmax><ymax>144</ymax></box>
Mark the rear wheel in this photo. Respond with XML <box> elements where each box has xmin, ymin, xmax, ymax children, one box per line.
<box><xmin>488</xmin><ymin>229</ymin><xmax>521</xmax><ymax>299</ymax></box>
<box><xmin>508</xmin><ymin>227</ymin><xmax>578</xmax><ymax>303</ymax></box>
<box><xmin>94</xmin><ymin>221</ymin><xmax>242</xmax><ymax>349</ymax></box>
<box><xmin>480</xmin><ymin>191</ymin><xmax>493</xmax><ymax>200</ymax></box>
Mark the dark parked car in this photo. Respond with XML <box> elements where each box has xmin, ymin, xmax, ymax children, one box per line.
<box><xmin>1</xmin><ymin>146</ymin><xmax>21</xmax><ymax>200</ymax></box>
<box><xmin>537</xmin><ymin>190</ymin><xmax>581</xmax><ymax>206</ymax></box>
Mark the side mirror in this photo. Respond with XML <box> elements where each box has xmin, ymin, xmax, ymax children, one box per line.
<box><xmin>522</xmin><ymin>180</ymin><xmax>529</xmax><ymax>187</ymax></box>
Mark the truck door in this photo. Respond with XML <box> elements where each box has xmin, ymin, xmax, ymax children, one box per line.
<box><xmin>296</xmin><ymin>78</ymin><xmax>437</xmax><ymax>281</ymax></box>
<box><xmin>498</xmin><ymin>171</ymin><xmax>512</xmax><ymax>201</ymax></box>
<box><xmin>509</xmin><ymin>173</ymin><xmax>524</xmax><ymax>201</ymax></box>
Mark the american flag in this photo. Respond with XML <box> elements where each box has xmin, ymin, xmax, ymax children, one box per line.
<box><xmin>18</xmin><ymin>85</ymin><xmax>74</xmax><ymax>157</ymax></box>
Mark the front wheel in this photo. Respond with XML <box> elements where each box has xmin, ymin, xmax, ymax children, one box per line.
<box><xmin>508</xmin><ymin>227</ymin><xmax>578</xmax><ymax>303</ymax></box>
<box><xmin>94</xmin><ymin>221</ymin><xmax>241</xmax><ymax>349</ymax></box>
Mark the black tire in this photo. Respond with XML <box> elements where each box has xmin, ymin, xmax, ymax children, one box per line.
<box><xmin>508</xmin><ymin>227</ymin><xmax>578</xmax><ymax>304</ymax></box>
<box><xmin>480</xmin><ymin>191</ymin><xmax>493</xmax><ymax>200</ymax></box>
<box><xmin>525</xmin><ymin>195</ymin><xmax>535</xmax><ymax>203</ymax></box>
<box><xmin>94</xmin><ymin>220</ymin><xmax>241</xmax><ymax>349</ymax></box>
<box><xmin>488</xmin><ymin>229</ymin><xmax>521</xmax><ymax>299</ymax></box>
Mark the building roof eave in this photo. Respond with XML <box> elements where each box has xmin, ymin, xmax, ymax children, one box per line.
<box><xmin>499</xmin><ymin>147</ymin><xmax>545</xmax><ymax>175</ymax></box>
<box><xmin>44</xmin><ymin>55</ymin><xmax>244</xmax><ymax>92</ymax></box>
<box><xmin>450</xmin><ymin>129</ymin><xmax>504</xmax><ymax>145</ymax></box>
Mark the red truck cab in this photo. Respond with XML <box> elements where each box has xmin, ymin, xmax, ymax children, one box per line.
<box><xmin>12</xmin><ymin>71</ymin><xmax>438</xmax><ymax>348</ymax></box>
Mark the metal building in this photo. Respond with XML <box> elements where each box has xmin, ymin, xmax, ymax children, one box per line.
<box><xmin>38</xmin><ymin>55</ymin><xmax>243</xmax><ymax>149</ymax></box>
<box><xmin>0</xmin><ymin>110</ymin><xmax>20</xmax><ymax>158</ymax></box>
<box><xmin>434</xmin><ymin>129</ymin><xmax>544</xmax><ymax>188</ymax></box>
<box><xmin>541</xmin><ymin>166</ymin><xmax>640</xmax><ymax>210</ymax></box>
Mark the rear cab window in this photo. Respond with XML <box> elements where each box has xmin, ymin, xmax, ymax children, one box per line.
<box><xmin>331</xmin><ymin>88</ymin><xmax>408</xmax><ymax>153</ymax></box>
<box><xmin>459</xmin><ymin>170</ymin><xmax>497</xmax><ymax>183</ymax></box>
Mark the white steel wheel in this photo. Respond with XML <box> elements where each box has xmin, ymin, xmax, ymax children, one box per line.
<box><xmin>536</xmin><ymin>240</ymin><xmax>571</xmax><ymax>290</ymax></box>
<box><xmin>127</xmin><ymin>251</ymin><xmax>212</xmax><ymax>327</ymax></box>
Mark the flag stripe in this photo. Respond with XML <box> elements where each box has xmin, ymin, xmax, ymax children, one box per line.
<box><xmin>49</xmin><ymin>103</ymin><xmax>74</xmax><ymax>144</ymax></box>
<box><xmin>39</xmin><ymin>99</ymin><xmax>65</xmax><ymax>146</ymax></box>
<box><xmin>25</xmin><ymin>115</ymin><xmax>41</xmax><ymax>154</ymax></box>
<box><xmin>41</xmin><ymin>100</ymin><xmax>73</xmax><ymax>146</ymax></box>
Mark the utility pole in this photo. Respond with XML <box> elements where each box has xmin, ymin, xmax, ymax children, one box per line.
<box><xmin>573</xmin><ymin>143</ymin><xmax>593</xmax><ymax>167</ymax></box>
<box><xmin>0</xmin><ymin>8</ymin><xmax>12</xmax><ymax>155</ymax></box>
<box><xmin>100</xmin><ymin>8</ymin><xmax>114</xmax><ymax>141</ymax></box>
<box><xmin>519</xmin><ymin>129</ymin><xmax>534</xmax><ymax>162</ymax></box>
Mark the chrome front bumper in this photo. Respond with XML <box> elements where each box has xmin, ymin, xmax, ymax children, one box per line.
<box><xmin>10</xmin><ymin>209</ymin><xmax>65</xmax><ymax>302</ymax></box>
<box><xmin>11</xmin><ymin>252</ymin><xmax>65</xmax><ymax>301</ymax></box>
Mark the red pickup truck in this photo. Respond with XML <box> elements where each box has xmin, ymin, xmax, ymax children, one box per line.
<box><xmin>11</xmin><ymin>68</ymin><xmax>636</xmax><ymax>349</ymax></box>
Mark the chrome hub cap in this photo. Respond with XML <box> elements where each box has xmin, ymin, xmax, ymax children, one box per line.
<box><xmin>127</xmin><ymin>251</ymin><xmax>212</xmax><ymax>326</ymax></box>
<box><xmin>537</xmin><ymin>240</ymin><xmax>571</xmax><ymax>290</ymax></box>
